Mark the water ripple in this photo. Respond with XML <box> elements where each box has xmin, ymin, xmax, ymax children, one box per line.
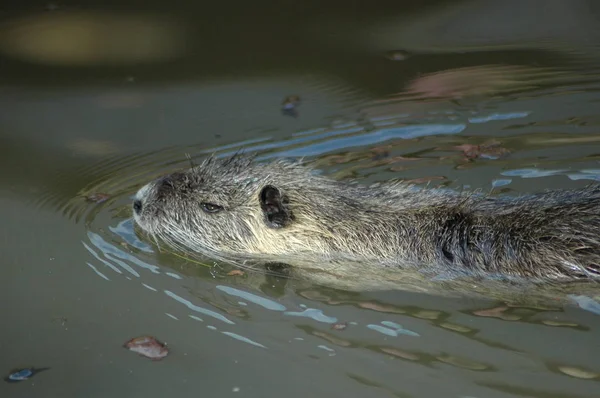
<box><xmin>164</xmin><ymin>290</ymin><xmax>235</xmax><ymax>325</ymax></box>
<box><xmin>216</xmin><ymin>285</ymin><xmax>287</xmax><ymax>311</ymax></box>
<box><xmin>283</xmin><ymin>308</ymin><xmax>338</xmax><ymax>324</ymax></box>
<box><xmin>221</xmin><ymin>332</ymin><xmax>267</xmax><ymax>349</ymax></box>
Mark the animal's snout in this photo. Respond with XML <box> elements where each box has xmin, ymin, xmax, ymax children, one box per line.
<box><xmin>132</xmin><ymin>173</ymin><xmax>184</xmax><ymax>216</ymax></box>
<box><xmin>133</xmin><ymin>199</ymin><xmax>143</xmax><ymax>214</ymax></box>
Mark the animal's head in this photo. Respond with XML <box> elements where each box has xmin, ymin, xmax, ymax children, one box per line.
<box><xmin>132</xmin><ymin>155</ymin><xmax>333</xmax><ymax>258</ymax></box>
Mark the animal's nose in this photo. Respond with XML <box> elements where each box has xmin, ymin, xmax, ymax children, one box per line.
<box><xmin>133</xmin><ymin>199</ymin><xmax>143</xmax><ymax>214</ymax></box>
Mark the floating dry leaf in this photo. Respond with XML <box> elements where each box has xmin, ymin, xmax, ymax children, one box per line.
<box><xmin>472</xmin><ymin>306</ymin><xmax>521</xmax><ymax>321</ymax></box>
<box><xmin>123</xmin><ymin>336</ymin><xmax>169</xmax><ymax>360</ymax></box>
<box><xmin>85</xmin><ymin>193</ymin><xmax>111</xmax><ymax>204</ymax></box>
<box><xmin>227</xmin><ymin>270</ymin><xmax>245</xmax><ymax>276</ymax></box>
<box><xmin>331</xmin><ymin>322</ymin><xmax>348</xmax><ymax>331</ymax></box>
<box><xmin>452</xmin><ymin>140</ymin><xmax>510</xmax><ymax>160</ymax></box>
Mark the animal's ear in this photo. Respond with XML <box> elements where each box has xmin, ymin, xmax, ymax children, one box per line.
<box><xmin>259</xmin><ymin>185</ymin><xmax>293</xmax><ymax>228</ymax></box>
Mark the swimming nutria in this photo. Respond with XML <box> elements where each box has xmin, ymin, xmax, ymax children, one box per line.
<box><xmin>132</xmin><ymin>154</ymin><xmax>600</xmax><ymax>283</ymax></box>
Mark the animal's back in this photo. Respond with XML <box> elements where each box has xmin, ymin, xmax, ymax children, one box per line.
<box><xmin>131</xmin><ymin>155</ymin><xmax>600</xmax><ymax>283</ymax></box>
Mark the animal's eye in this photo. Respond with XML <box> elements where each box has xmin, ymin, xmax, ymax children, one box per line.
<box><xmin>201</xmin><ymin>202</ymin><xmax>224</xmax><ymax>213</ymax></box>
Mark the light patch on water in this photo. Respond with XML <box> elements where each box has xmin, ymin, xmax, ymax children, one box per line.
<box><xmin>109</xmin><ymin>218</ymin><xmax>153</xmax><ymax>253</ymax></box>
<box><xmin>87</xmin><ymin>231</ymin><xmax>160</xmax><ymax>274</ymax></box>
<box><xmin>206</xmin><ymin>135</ymin><xmax>271</xmax><ymax>153</ymax></box>
<box><xmin>104</xmin><ymin>252</ymin><xmax>140</xmax><ymax>278</ymax></box>
<box><xmin>580</xmin><ymin>169</ymin><xmax>600</xmax><ymax>174</ymax></box>
<box><xmin>569</xmin><ymin>295</ymin><xmax>600</xmax><ymax>315</ymax></box>
<box><xmin>331</xmin><ymin>120</ymin><xmax>361</xmax><ymax>129</ymax></box>
<box><xmin>82</xmin><ymin>241</ymin><xmax>122</xmax><ymax>275</ymax></box>
<box><xmin>189</xmin><ymin>315</ymin><xmax>203</xmax><ymax>322</ymax></box>
<box><xmin>216</xmin><ymin>285</ymin><xmax>287</xmax><ymax>311</ymax></box>
<box><xmin>380</xmin><ymin>321</ymin><xmax>402</xmax><ymax>329</ymax></box>
<box><xmin>254</xmin><ymin>126</ymin><xmax>367</xmax><ymax>160</ymax></box>
<box><xmin>371</xmin><ymin>119</ymin><xmax>400</xmax><ymax>127</ymax></box>
<box><xmin>283</xmin><ymin>308</ymin><xmax>337</xmax><ymax>324</ymax></box>
<box><xmin>86</xmin><ymin>262</ymin><xmax>110</xmax><ymax>281</ymax></box>
<box><xmin>501</xmin><ymin>168</ymin><xmax>567</xmax><ymax>178</ymax></box>
<box><xmin>165</xmin><ymin>313</ymin><xmax>179</xmax><ymax>320</ymax></box>
<box><xmin>207</xmin><ymin>325</ymin><xmax>217</xmax><ymax>330</ymax></box>
<box><xmin>238</xmin><ymin>302</ymin><xmax>247</xmax><ymax>306</ymax></box>
<box><xmin>567</xmin><ymin>173</ymin><xmax>600</xmax><ymax>182</ymax></box>
<box><xmin>165</xmin><ymin>272</ymin><xmax>182</xmax><ymax>280</ymax></box>
<box><xmin>468</xmin><ymin>111</ymin><xmax>530</xmax><ymax>124</ymax></box>
<box><xmin>368</xmin><ymin>322</ymin><xmax>420</xmax><ymax>337</ymax></box>
<box><xmin>367</xmin><ymin>324</ymin><xmax>398</xmax><ymax>337</ymax></box>
<box><xmin>260</xmin><ymin>123</ymin><xmax>466</xmax><ymax>159</ymax></box>
<box><xmin>222</xmin><ymin>331</ymin><xmax>267</xmax><ymax>349</ymax></box>
<box><xmin>368</xmin><ymin>113</ymin><xmax>410</xmax><ymax>122</ymax></box>
<box><xmin>292</xmin><ymin>127</ymin><xmax>327</xmax><ymax>137</ymax></box>
<box><xmin>142</xmin><ymin>283</ymin><xmax>157</xmax><ymax>292</ymax></box>
<box><xmin>164</xmin><ymin>290</ymin><xmax>235</xmax><ymax>325</ymax></box>
<box><xmin>492</xmin><ymin>178</ymin><xmax>512</xmax><ymax>188</ymax></box>
<box><xmin>317</xmin><ymin>345</ymin><xmax>336</xmax><ymax>353</ymax></box>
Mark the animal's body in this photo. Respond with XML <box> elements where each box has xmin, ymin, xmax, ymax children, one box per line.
<box><xmin>132</xmin><ymin>155</ymin><xmax>600</xmax><ymax>285</ymax></box>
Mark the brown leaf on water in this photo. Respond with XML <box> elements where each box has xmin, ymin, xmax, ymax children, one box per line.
<box><xmin>85</xmin><ymin>193</ymin><xmax>111</xmax><ymax>204</ymax></box>
<box><xmin>451</xmin><ymin>140</ymin><xmax>510</xmax><ymax>160</ymax></box>
<box><xmin>227</xmin><ymin>270</ymin><xmax>245</xmax><ymax>276</ymax></box>
<box><xmin>472</xmin><ymin>306</ymin><xmax>521</xmax><ymax>321</ymax></box>
<box><xmin>453</xmin><ymin>144</ymin><xmax>481</xmax><ymax>159</ymax></box>
<box><xmin>331</xmin><ymin>322</ymin><xmax>348</xmax><ymax>331</ymax></box>
<box><xmin>123</xmin><ymin>336</ymin><xmax>169</xmax><ymax>360</ymax></box>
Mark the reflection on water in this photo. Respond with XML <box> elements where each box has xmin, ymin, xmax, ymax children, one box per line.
<box><xmin>76</xmin><ymin>216</ymin><xmax>600</xmax><ymax>394</ymax></box>
<box><xmin>0</xmin><ymin>11</ymin><xmax>188</xmax><ymax>66</ymax></box>
<box><xmin>3</xmin><ymin>1</ymin><xmax>600</xmax><ymax>397</ymax></box>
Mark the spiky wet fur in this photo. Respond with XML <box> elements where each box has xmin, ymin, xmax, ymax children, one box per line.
<box><xmin>133</xmin><ymin>154</ymin><xmax>600</xmax><ymax>283</ymax></box>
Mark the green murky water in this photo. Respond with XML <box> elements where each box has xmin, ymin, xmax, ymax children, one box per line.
<box><xmin>2</xmin><ymin>1</ymin><xmax>600</xmax><ymax>397</ymax></box>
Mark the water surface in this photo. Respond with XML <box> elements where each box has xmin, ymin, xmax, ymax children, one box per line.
<box><xmin>2</xmin><ymin>1</ymin><xmax>600</xmax><ymax>397</ymax></box>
